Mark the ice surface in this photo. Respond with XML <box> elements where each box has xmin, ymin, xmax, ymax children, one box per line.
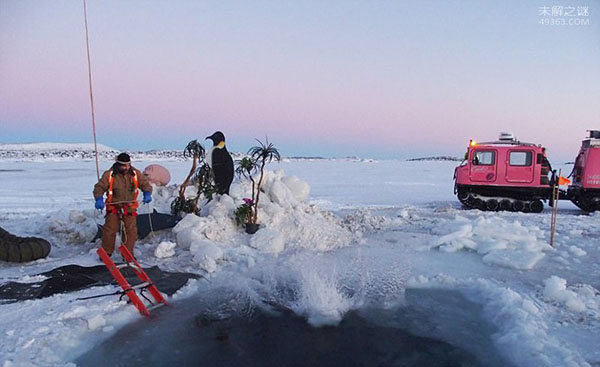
<box><xmin>0</xmin><ymin>159</ymin><xmax>598</xmax><ymax>367</ymax></box>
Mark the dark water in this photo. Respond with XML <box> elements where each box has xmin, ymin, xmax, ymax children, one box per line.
<box><xmin>76</xmin><ymin>288</ymin><xmax>511</xmax><ymax>367</ymax></box>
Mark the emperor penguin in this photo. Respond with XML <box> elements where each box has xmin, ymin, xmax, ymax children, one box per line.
<box><xmin>206</xmin><ymin>131</ymin><xmax>234</xmax><ymax>195</ymax></box>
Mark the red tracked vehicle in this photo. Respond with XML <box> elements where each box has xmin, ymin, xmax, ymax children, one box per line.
<box><xmin>568</xmin><ymin>130</ymin><xmax>600</xmax><ymax>212</ymax></box>
<box><xmin>453</xmin><ymin>133</ymin><xmax>553</xmax><ymax>213</ymax></box>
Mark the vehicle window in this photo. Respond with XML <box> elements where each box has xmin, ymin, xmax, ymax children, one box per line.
<box><xmin>509</xmin><ymin>151</ymin><xmax>532</xmax><ymax>166</ymax></box>
<box><xmin>473</xmin><ymin>151</ymin><xmax>494</xmax><ymax>165</ymax></box>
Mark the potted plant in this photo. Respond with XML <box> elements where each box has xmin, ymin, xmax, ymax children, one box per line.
<box><xmin>234</xmin><ymin>139</ymin><xmax>280</xmax><ymax>234</ymax></box>
<box><xmin>234</xmin><ymin>197</ymin><xmax>254</xmax><ymax>229</ymax></box>
<box><xmin>171</xmin><ymin>140</ymin><xmax>217</xmax><ymax>215</ymax></box>
<box><xmin>235</xmin><ymin>157</ymin><xmax>258</xmax><ymax>233</ymax></box>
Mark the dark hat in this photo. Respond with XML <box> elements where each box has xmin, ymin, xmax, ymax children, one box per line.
<box><xmin>116</xmin><ymin>153</ymin><xmax>131</xmax><ymax>164</ymax></box>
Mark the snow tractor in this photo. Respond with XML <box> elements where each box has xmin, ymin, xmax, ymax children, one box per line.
<box><xmin>453</xmin><ymin>133</ymin><xmax>554</xmax><ymax>213</ymax></box>
<box><xmin>567</xmin><ymin>130</ymin><xmax>600</xmax><ymax>212</ymax></box>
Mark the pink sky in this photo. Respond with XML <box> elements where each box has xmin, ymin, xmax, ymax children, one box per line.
<box><xmin>1</xmin><ymin>1</ymin><xmax>598</xmax><ymax>160</ymax></box>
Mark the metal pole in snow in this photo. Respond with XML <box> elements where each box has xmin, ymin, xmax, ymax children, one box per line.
<box><xmin>83</xmin><ymin>0</ymin><xmax>100</xmax><ymax>181</ymax></box>
<box><xmin>550</xmin><ymin>169</ymin><xmax>561</xmax><ymax>247</ymax></box>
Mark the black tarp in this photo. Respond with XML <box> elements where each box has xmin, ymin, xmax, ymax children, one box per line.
<box><xmin>0</xmin><ymin>264</ymin><xmax>199</xmax><ymax>303</ymax></box>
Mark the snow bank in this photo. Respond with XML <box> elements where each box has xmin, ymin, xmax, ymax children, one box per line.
<box><xmin>431</xmin><ymin>216</ymin><xmax>552</xmax><ymax>270</ymax></box>
<box><xmin>171</xmin><ymin>170</ymin><xmax>355</xmax><ymax>273</ymax></box>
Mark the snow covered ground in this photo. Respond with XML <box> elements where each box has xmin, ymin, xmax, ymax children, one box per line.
<box><xmin>0</xmin><ymin>157</ymin><xmax>598</xmax><ymax>367</ymax></box>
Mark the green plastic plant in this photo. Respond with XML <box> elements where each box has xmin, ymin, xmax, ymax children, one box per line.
<box><xmin>246</xmin><ymin>138</ymin><xmax>281</xmax><ymax>225</ymax></box>
<box><xmin>235</xmin><ymin>157</ymin><xmax>258</xmax><ymax>201</ymax></box>
<box><xmin>171</xmin><ymin>140</ymin><xmax>217</xmax><ymax>215</ymax></box>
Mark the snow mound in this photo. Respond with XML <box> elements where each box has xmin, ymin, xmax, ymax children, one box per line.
<box><xmin>172</xmin><ymin>196</ymin><xmax>239</xmax><ymax>252</ymax></box>
<box><xmin>172</xmin><ymin>170</ymin><xmax>355</xmax><ymax>273</ymax></box>
<box><xmin>431</xmin><ymin>216</ymin><xmax>552</xmax><ymax>270</ymax></box>
<box><xmin>44</xmin><ymin>210</ymin><xmax>100</xmax><ymax>244</ymax></box>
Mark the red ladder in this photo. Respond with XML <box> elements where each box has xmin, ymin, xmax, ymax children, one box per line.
<box><xmin>97</xmin><ymin>246</ymin><xmax>168</xmax><ymax>316</ymax></box>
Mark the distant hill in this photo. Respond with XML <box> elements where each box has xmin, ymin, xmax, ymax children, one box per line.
<box><xmin>406</xmin><ymin>156</ymin><xmax>462</xmax><ymax>162</ymax></box>
<box><xmin>0</xmin><ymin>142</ymin><xmax>116</xmax><ymax>152</ymax></box>
<box><xmin>282</xmin><ymin>156</ymin><xmax>376</xmax><ymax>163</ymax></box>
<box><xmin>0</xmin><ymin>142</ymin><xmax>185</xmax><ymax>161</ymax></box>
<box><xmin>0</xmin><ymin>142</ymin><xmax>378</xmax><ymax>162</ymax></box>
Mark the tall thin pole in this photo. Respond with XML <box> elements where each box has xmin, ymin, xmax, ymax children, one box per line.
<box><xmin>83</xmin><ymin>0</ymin><xmax>100</xmax><ymax>180</ymax></box>
<box><xmin>550</xmin><ymin>169</ymin><xmax>561</xmax><ymax>247</ymax></box>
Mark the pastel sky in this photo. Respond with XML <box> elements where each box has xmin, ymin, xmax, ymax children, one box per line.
<box><xmin>1</xmin><ymin>0</ymin><xmax>598</xmax><ymax>160</ymax></box>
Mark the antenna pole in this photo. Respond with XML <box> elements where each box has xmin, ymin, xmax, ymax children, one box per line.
<box><xmin>83</xmin><ymin>0</ymin><xmax>100</xmax><ymax>180</ymax></box>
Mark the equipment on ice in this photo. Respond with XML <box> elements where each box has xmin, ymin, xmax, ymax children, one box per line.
<box><xmin>453</xmin><ymin>133</ymin><xmax>558</xmax><ymax>212</ymax></box>
<box><xmin>567</xmin><ymin>130</ymin><xmax>600</xmax><ymax>212</ymax></box>
<box><xmin>143</xmin><ymin>164</ymin><xmax>171</xmax><ymax>186</ymax></box>
<box><xmin>0</xmin><ymin>226</ymin><xmax>51</xmax><ymax>263</ymax></box>
<box><xmin>91</xmin><ymin>209</ymin><xmax>181</xmax><ymax>243</ymax></box>
<box><xmin>97</xmin><ymin>246</ymin><xmax>168</xmax><ymax>316</ymax></box>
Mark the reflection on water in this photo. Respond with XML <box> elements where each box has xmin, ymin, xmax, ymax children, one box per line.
<box><xmin>76</xmin><ymin>288</ymin><xmax>511</xmax><ymax>367</ymax></box>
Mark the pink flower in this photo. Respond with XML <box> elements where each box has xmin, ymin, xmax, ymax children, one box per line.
<box><xmin>243</xmin><ymin>198</ymin><xmax>254</xmax><ymax>205</ymax></box>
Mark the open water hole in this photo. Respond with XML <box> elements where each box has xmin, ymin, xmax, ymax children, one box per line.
<box><xmin>76</xmin><ymin>287</ymin><xmax>512</xmax><ymax>367</ymax></box>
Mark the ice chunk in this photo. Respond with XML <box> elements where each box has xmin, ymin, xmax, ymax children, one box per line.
<box><xmin>268</xmin><ymin>180</ymin><xmax>296</xmax><ymax>207</ymax></box>
<box><xmin>87</xmin><ymin>315</ymin><xmax>106</xmax><ymax>330</ymax></box>
<box><xmin>543</xmin><ymin>276</ymin><xmax>586</xmax><ymax>312</ymax></box>
<box><xmin>483</xmin><ymin>250</ymin><xmax>545</xmax><ymax>270</ymax></box>
<box><xmin>154</xmin><ymin>241</ymin><xmax>176</xmax><ymax>258</ymax></box>
<box><xmin>190</xmin><ymin>239</ymin><xmax>224</xmax><ymax>273</ymax></box>
<box><xmin>282</xmin><ymin>175</ymin><xmax>310</xmax><ymax>202</ymax></box>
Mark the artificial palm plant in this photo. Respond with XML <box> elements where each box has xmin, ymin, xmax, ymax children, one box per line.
<box><xmin>234</xmin><ymin>139</ymin><xmax>280</xmax><ymax>233</ymax></box>
<box><xmin>171</xmin><ymin>140</ymin><xmax>216</xmax><ymax>215</ymax></box>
